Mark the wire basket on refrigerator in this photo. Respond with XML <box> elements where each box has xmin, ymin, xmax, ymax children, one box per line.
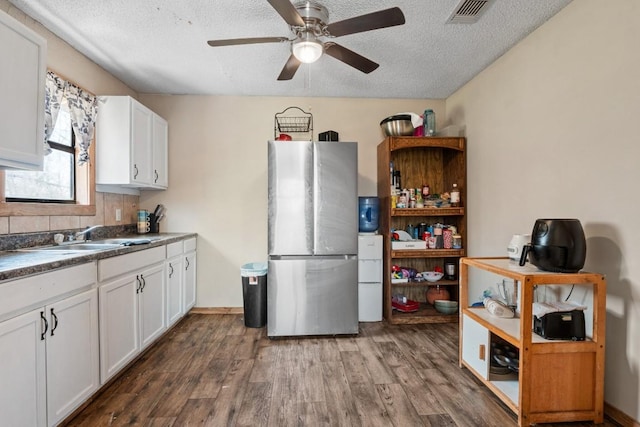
<box><xmin>274</xmin><ymin>106</ymin><xmax>313</xmax><ymax>140</ymax></box>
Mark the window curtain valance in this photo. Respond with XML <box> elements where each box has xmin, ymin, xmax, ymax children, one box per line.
<box><xmin>44</xmin><ymin>71</ymin><xmax>98</xmax><ymax>165</ymax></box>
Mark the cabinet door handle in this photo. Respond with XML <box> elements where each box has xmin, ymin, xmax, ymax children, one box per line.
<box><xmin>50</xmin><ymin>308</ymin><xmax>59</xmax><ymax>337</ymax></box>
<box><xmin>479</xmin><ymin>344</ymin><xmax>486</xmax><ymax>361</ymax></box>
<box><xmin>140</xmin><ymin>274</ymin><xmax>146</xmax><ymax>292</ymax></box>
<box><xmin>136</xmin><ymin>275</ymin><xmax>141</xmax><ymax>294</ymax></box>
<box><xmin>40</xmin><ymin>311</ymin><xmax>48</xmax><ymax>341</ymax></box>
<box><xmin>185</xmin><ymin>257</ymin><xmax>190</xmax><ymax>270</ymax></box>
<box><xmin>133</xmin><ymin>164</ymin><xmax>139</xmax><ymax>179</ymax></box>
<box><xmin>169</xmin><ymin>263</ymin><xmax>174</xmax><ymax>278</ymax></box>
<box><xmin>154</xmin><ymin>170</ymin><xmax>159</xmax><ymax>183</ymax></box>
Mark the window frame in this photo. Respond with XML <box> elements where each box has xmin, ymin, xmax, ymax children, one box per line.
<box><xmin>0</xmin><ymin>138</ymin><xmax>96</xmax><ymax>216</ymax></box>
<box><xmin>5</xmin><ymin>123</ymin><xmax>78</xmax><ymax>204</ymax></box>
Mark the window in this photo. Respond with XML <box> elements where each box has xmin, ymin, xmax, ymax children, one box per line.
<box><xmin>5</xmin><ymin>100</ymin><xmax>76</xmax><ymax>203</ymax></box>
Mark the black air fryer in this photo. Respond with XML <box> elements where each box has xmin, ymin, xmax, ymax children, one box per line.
<box><xmin>519</xmin><ymin>219</ymin><xmax>586</xmax><ymax>273</ymax></box>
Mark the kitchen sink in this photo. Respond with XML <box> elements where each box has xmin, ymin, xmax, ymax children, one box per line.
<box><xmin>20</xmin><ymin>242</ymin><xmax>123</xmax><ymax>252</ymax></box>
<box><xmin>17</xmin><ymin>237</ymin><xmax>162</xmax><ymax>254</ymax></box>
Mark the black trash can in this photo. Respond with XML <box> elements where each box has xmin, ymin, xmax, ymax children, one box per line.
<box><xmin>240</xmin><ymin>262</ymin><xmax>268</xmax><ymax>328</ymax></box>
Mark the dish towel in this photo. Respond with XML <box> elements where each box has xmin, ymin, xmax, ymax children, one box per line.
<box><xmin>533</xmin><ymin>301</ymin><xmax>587</xmax><ymax>318</ymax></box>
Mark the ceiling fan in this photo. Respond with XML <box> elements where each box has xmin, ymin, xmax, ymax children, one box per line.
<box><xmin>207</xmin><ymin>0</ymin><xmax>406</xmax><ymax>80</ymax></box>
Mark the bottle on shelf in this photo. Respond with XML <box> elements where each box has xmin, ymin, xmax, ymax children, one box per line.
<box><xmin>393</xmin><ymin>171</ymin><xmax>401</xmax><ymax>191</ymax></box>
<box><xmin>450</xmin><ymin>183</ymin><xmax>461</xmax><ymax>207</ymax></box>
<box><xmin>423</xmin><ymin>109</ymin><xmax>436</xmax><ymax>136</ymax></box>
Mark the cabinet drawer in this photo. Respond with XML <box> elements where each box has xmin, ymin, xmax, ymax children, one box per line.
<box><xmin>461</xmin><ymin>313</ymin><xmax>489</xmax><ymax>380</ymax></box>
<box><xmin>358</xmin><ymin>259</ymin><xmax>382</xmax><ymax>283</ymax></box>
<box><xmin>0</xmin><ymin>262</ymin><xmax>97</xmax><ymax>322</ymax></box>
<box><xmin>184</xmin><ymin>237</ymin><xmax>196</xmax><ymax>253</ymax></box>
<box><xmin>358</xmin><ymin>235</ymin><xmax>382</xmax><ymax>260</ymax></box>
<box><xmin>98</xmin><ymin>246</ymin><xmax>165</xmax><ymax>282</ymax></box>
<box><xmin>166</xmin><ymin>242</ymin><xmax>183</xmax><ymax>258</ymax></box>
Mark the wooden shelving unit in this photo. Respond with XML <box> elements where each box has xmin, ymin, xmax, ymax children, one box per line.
<box><xmin>459</xmin><ymin>257</ymin><xmax>606</xmax><ymax>426</ymax></box>
<box><xmin>377</xmin><ymin>136</ymin><xmax>466</xmax><ymax>324</ymax></box>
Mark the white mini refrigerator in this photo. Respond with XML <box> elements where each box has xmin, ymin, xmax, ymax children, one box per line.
<box><xmin>358</xmin><ymin>234</ymin><xmax>383</xmax><ymax>322</ymax></box>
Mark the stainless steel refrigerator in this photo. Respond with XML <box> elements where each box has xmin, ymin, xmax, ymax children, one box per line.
<box><xmin>267</xmin><ymin>140</ymin><xmax>358</xmax><ymax>337</ymax></box>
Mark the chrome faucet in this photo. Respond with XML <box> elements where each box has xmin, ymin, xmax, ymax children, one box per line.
<box><xmin>73</xmin><ymin>225</ymin><xmax>103</xmax><ymax>241</ymax></box>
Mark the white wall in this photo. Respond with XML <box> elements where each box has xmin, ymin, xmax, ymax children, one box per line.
<box><xmin>138</xmin><ymin>95</ymin><xmax>443</xmax><ymax>308</ymax></box>
<box><xmin>446</xmin><ymin>0</ymin><xmax>639</xmax><ymax>420</ymax></box>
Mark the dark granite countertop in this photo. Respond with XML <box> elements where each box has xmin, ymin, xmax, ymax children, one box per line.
<box><xmin>0</xmin><ymin>232</ymin><xmax>196</xmax><ymax>282</ymax></box>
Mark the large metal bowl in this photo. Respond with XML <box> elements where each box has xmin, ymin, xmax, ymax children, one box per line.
<box><xmin>380</xmin><ymin>114</ymin><xmax>414</xmax><ymax>136</ymax></box>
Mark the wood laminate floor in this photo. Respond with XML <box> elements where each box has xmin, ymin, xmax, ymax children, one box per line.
<box><xmin>66</xmin><ymin>314</ymin><xmax>618</xmax><ymax>427</ymax></box>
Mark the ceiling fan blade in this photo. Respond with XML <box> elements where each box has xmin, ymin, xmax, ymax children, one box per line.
<box><xmin>324</xmin><ymin>43</ymin><xmax>379</xmax><ymax>74</ymax></box>
<box><xmin>207</xmin><ymin>37</ymin><xmax>289</xmax><ymax>47</ymax></box>
<box><xmin>277</xmin><ymin>54</ymin><xmax>301</xmax><ymax>80</ymax></box>
<box><xmin>267</xmin><ymin>0</ymin><xmax>305</xmax><ymax>27</ymax></box>
<box><xmin>326</xmin><ymin>7</ymin><xmax>406</xmax><ymax>37</ymax></box>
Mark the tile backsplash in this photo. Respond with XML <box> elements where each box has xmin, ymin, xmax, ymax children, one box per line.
<box><xmin>0</xmin><ymin>192</ymin><xmax>139</xmax><ymax>234</ymax></box>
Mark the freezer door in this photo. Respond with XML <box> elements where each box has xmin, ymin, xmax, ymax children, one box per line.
<box><xmin>268</xmin><ymin>140</ymin><xmax>314</xmax><ymax>256</ymax></box>
<box><xmin>267</xmin><ymin>258</ymin><xmax>358</xmax><ymax>337</ymax></box>
<box><xmin>314</xmin><ymin>142</ymin><xmax>358</xmax><ymax>255</ymax></box>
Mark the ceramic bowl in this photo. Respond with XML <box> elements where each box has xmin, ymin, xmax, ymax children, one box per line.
<box><xmin>434</xmin><ymin>299</ymin><xmax>458</xmax><ymax>314</ymax></box>
<box><xmin>434</xmin><ymin>299</ymin><xmax>458</xmax><ymax>307</ymax></box>
<box><xmin>421</xmin><ymin>271</ymin><xmax>444</xmax><ymax>282</ymax></box>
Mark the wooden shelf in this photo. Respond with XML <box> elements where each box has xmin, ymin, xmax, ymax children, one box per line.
<box><xmin>392</xmin><ymin>279</ymin><xmax>458</xmax><ymax>287</ymax></box>
<box><xmin>387</xmin><ymin>136</ymin><xmax>465</xmax><ymax>151</ymax></box>
<box><xmin>390</xmin><ymin>302</ymin><xmax>458</xmax><ymax>324</ymax></box>
<box><xmin>459</xmin><ymin>257</ymin><xmax>606</xmax><ymax>426</ymax></box>
<box><xmin>391</xmin><ymin>249</ymin><xmax>465</xmax><ymax>259</ymax></box>
<box><xmin>392</xmin><ymin>207</ymin><xmax>464</xmax><ymax>216</ymax></box>
<box><xmin>378</xmin><ymin>136</ymin><xmax>467</xmax><ymax>325</ymax></box>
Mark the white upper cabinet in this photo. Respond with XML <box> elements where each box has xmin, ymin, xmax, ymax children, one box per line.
<box><xmin>0</xmin><ymin>10</ymin><xmax>46</xmax><ymax>170</ymax></box>
<box><xmin>96</xmin><ymin>96</ymin><xmax>168</xmax><ymax>189</ymax></box>
<box><xmin>152</xmin><ymin>114</ymin><xmax>168</xmax><ymax>188</ymax></box>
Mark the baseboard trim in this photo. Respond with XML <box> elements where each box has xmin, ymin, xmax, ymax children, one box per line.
<box><xmin>190</xmin><ymin>307</ymin><xmax>244</xmax><ymax>314</ymax></box>
<box><xmin>605</xmin><ymin>402</ymin><xmax>640</xmax><ymax>427</ymax></box>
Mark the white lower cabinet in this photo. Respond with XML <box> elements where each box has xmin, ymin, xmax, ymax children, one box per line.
<box><xmin>0</xmin><ymin>308</ymin><xmax>46</xmax><ymax>426</ymax></box>
<box><xmin>183</xmin><ymin>238</ymin><xmax>197</xmax><ymax>312</ymax></box>
<box><xmin>46</xmin><ymin>289</ymin><xmax>99</xmax><ymax>426</ymax></box>
<box><xmin>0</xmin><ymin>237</ymin><xmax>195</xmax><ymax>425</ymax></box>
<box><xmin>166</xmin><ymin>242</ymin><xmax>184</xmax><ymax>327</ymax></box>
<box><xmin>99</xmin><ymin>246</ymin><xmax>166</xmax><ymax>383</ymax></box>
<box><xmin>0</xmin><ymin>263</ymin><xmax>98</xmax><ymax>427</ymax></box>
<box><xmin>358</xmin><ymin>235</ymin><xmax>383</xmax><ymax>322</ymax></box>
<box><xmin>461</xmin><ymin>313</ymin><xmax>489</xmax><ymax>380</ymax></box>
<box><xmin>139</xmin><ymin>264</ymin><xmax>166</xmax><ymax>348</ymax></box>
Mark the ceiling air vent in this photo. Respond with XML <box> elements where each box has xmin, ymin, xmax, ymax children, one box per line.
<box><xmin>447</xmin><ymin>0</ymin><xmax>495</xmax><ymax>24</ymax></box>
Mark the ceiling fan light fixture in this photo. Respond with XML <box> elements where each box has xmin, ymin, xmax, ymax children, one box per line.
<box><xmin>292</xmin><ymin>35</ymin><xmax>323</xmax><ymax>63</ymax></box>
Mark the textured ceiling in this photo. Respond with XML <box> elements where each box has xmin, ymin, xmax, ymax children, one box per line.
<box><xmin>10</xmin><ymin>0</ymin><xmax>572</xmax><ymax>98</ymax></box>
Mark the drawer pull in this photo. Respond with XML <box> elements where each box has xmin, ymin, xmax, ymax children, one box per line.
<box><xmin>479</xmin><ymin>344</ymin><xmax>486</xmax><ymax>361</ymax></box>
<box><xmin>50</xmin><ymin>308</ymin><xmax>59</xmax><ymax>336</ymax></box>
<box><xmin>40</xmin><ymin>311</ymin><xmax>48</xmax><ymax>341</ymax></box>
